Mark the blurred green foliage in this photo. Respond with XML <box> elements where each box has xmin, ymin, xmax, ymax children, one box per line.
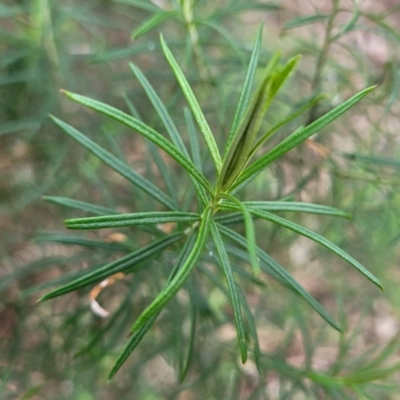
<box><xmin>1</xmin><ymin>0</ymin><xmax>400</xmax><ymax>399</ymax></box>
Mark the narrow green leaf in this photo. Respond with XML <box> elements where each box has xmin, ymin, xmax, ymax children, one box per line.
<box><xmin>184</xmin><ymin>107</ymin><xmax>209</xmax><ymax>207</ymax></box>
<box><xmin>223</xmin><ymin>24</ymin><xmax>263</xmax><ymax>156</ymax></box>
<box><xmin>219</xmin><ymin>51</ymin><xmax>282</xmax><ymax>189</ymax></box>
<box><xmin>198</xmin><ymin>263</ymin><xmax>229</xmax><ymax>296</ymax></box>
<box><xmin>43</xmin><ymin>196</ymin><xmax>117</xmax><ymax>216</ymax></box>
<box><xmin>340</xmin><ymin>152</ymin><xmax>400</xmax><ymax>169</ymax></box>
<box><xmin>2</xmin><ymin>256</ymin><xmax>88</xmax><ymax>295</ymax></box>
<box><xmin>147</xmin><ymin>140</ymin><xmax>178</xmax><ymax>202</ymax></box>
<box><xmin>131</xmin><ymin>11</ymin><xmax>177</xmax><ymax>40</ymax></box>
<box><xmin>244</xmin><ymin>54</ymin><xmax>301</xmax><ymax>150</ymax></box>
<box><xmin>49</xmin><ymin>115</ymin><xmax>180</xmax><ymax>211</ymax></box>
<box><xmin>160</xmin><ymin>35</ymin><xmax>222</xmax><ymax>173</ymax></box>
<box><xmin>108</xmin><ymin>316</ymin><xmax>158</xmax><ymax>383</ymax></box>
<box><xmin>38</xmin><ymin>232</ymin><xmax>183</xmax><ymax>301</ymax></box>
<box><xmin>0</xmin><ymin>5</ymin><xmax>25</xmax><ymax>19</ymax></box>
<box><xmin>221</xmin><ymin>194</ymin><xmax>260</xmax><ymax>275</ymax></box>
<box><xmin>343</xmin><ymin>362</ymin><xmax>400</xmax><ymax>384</ymax></box>
<box><xmin>65</xmin><ymin>211</ymin><xmax>199</xmax><ymax>230</ymax></box>
<box><xmin>0</xmin><ymin>119</ymin><xmax>40</xmax><ymax>136</ymax></box>
<box><xmin>128</xmin><ymin>64</ymin><xmax>208</xmax><ymax>205</ymax></box>
<box><xmin>211</xmin><ymin>2</ymin><xmax>281</xmax><ymax>19</ymax></box>
<box><xmin>58</xmin><ymin>92</ymin><xmax>213</xmax><ymax>194</ymax></box>
<box><xmin>224</xmin><ymin>55</ymin><xmax>301</xmax><ymax>190</ymax></box>
<box><xmin>250</xmin><ymin>94</ymin><xmax>326</xmax><ymax>156</ymax></box>
<box><xmin>339</xmin><ymin>5</ymin><xmax>359</xmax><ymax>36</ymax></box>
<box><xmin>363</xmin><ymin>13</ymin><xmax>400</xmax><ymax>42</ymax></box>
<box><xmin>283</xmin><ymin>14</ymin><xmax>329</xmax><ymax>30</ymax></box>
<box><xmin>129</xmin><ymin>63</ymin><xmax>189</xmax><ymax>157</ymax></box>
<box><xmin>225</xmin><ymin>243</ymin><xmax>282</xmax><ymax>284</ymax></box>
<box><xmin>248</xmin><ymin>208</ymin><xmax>383</xmax><ymax>290</ymax></box>
<box><xmin>184</xmin><ymin>108</ymin><xmax>202</xmax><ymax>171</ymax></box>
<box><xmin>237</xmin><ymin>286</ymin><xmax>261</xmax><ymax>373</ymax></box>
<box><xmin>108</xmin><ymin>229</ymin><xmax>198</xmax><ymax>381</ymax></box>
<box><xmin>232</xmin><ymin>86</ymin><xmax>375</xmax><ymax>190</ymax></box>
<box><xmin>88</xmin><ymin>45</ymin><xmax>148</xmax><ymax>64</ymax></box>
<box><xmin>211</xmin><ymin>222</ymin><xmax>248</xmax><ymax>362</ymax></box>
<box><xmin>215</xmin><ymin>211</ymin><xmax>244</xmax><ymax>225</ymax></box>
<box><xmin>35</xmin><ymin>233</ymin><xmax>130</xmax><ymax>251</ymax></box>
<box><xmin>114</xmin><ymin>0</ymin><xmax>162</xmax><ymax>13</ymax></box>
<box><xmin>129</xmin><ymin>208</ymin><xmax>213</xmax><ymax>333</ymax></box>
<box><xmin>230</xmin><ymin>125</ymin><xmax>305</xmax><ymax>195</ymax></box>
<box><xmin>121</xmin><ymin>92</ymin><xmax>178</xmax><ymax>202</ymax></box>
<box><xmin>218</xmin><ymin>224</ymin><xmax>340</xmax><ymax>330</ymax></box>
<box><xmin>269</xmin><ymin>56</ymin><xmax>302</xmax><ymax>99</ymax></box>
<box><xmin>180</xmin><ymin>276</ymin><xmax>197</xmax><ymax>381</ymax></box>
<box><xmin>221</xmin><ymin>201</ymin><xmax>350</xmax><ymax>218</ymax></box>
<box><xmin>197</xmin><ymin>19</ymin><xmax>246</xmax><ymax>66</ymax></box>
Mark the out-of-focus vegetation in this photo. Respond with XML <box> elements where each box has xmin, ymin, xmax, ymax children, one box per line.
<box><xmin>1</xmin><ymin>0</ymin><xmax>400</xmax><ymax>399</ymax></box>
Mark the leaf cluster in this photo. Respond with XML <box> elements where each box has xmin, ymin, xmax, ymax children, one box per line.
<box><xmin>38</xmin><ymin>24</ymin><xmax>381</xmax><ymax>381</ymax></box>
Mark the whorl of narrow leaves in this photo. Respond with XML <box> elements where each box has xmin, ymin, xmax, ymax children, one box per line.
<box><xmin>42</xmin><ymin>30</ymin><xmax>380</xmax><ymax>380</ymax></box>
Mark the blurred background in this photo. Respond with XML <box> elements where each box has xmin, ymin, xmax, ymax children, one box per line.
<box><xmin>1</xmin><ymin>0</ymin><xmax>400</xmax><ymax>399</ymax></box>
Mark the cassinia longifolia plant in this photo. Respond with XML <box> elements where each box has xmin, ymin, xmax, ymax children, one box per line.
<box><xmin>39</xmin><ymin>27</ymin><xmax>381</xmax><ymax>380</ymax></box>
